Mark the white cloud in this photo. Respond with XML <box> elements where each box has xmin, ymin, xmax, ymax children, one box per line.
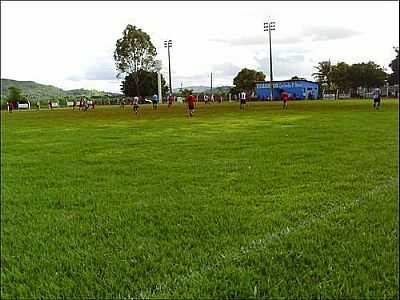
<box><xmin>304</xmin><ymin>25</ymin><xmax>361</xmax><ymax>42</ymax></box>
<box><xmin>254</xmin><ymin>51</ymin><xmax>311</xmax><ymax>81</ymax></box>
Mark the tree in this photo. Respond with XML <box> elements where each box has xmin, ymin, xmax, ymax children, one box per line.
<box><xmin>330</xmin><ymin>62</ymin><xmax>351</xmax><ymax>92</ymax></box>
<box><xmin>347</xmin><ymin>62</ymin><xmax>387</xmax><ymax>89</ymax></box>
<box><xmin>291</xmin><ymin>76</ymin><xmax>306</xmax><ymax>80</ymax></box>
<box><xmin>7</xmin><ymin>86</ymin><xmax>23</xmax><ymax>102</ymax></box>
<box><xmin>312</xmin><ymin>60</ymin><xmax>332</xmax><ymax>90</ymax></box>
<box><xmin>181</xmin><ymin>88</ymin><xmax>193</xmax><ymax>98</ymax></box>
<box><xmin>388</xmin><ymin>47</ymin><xmax>399</xmax><ymax>85</ymax></box>
<box><xmin>232</xmin><ymin>68</ymin><xmax>266</xmax><ymax>95</ymax></box>
<box><xmin>114</xmin><ymin>24</ymin><xmax>157</xmax><ymax>97</ymax></box>
<box><xmin>121</xmin><ymin>70</ymin><xmax>168</xmax><ymax>97</ymax></box>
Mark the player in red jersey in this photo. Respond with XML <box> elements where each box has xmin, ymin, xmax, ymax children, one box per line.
<box><xmin>186</xmin><ymin>91</ymin><xmax>196</xmax><ymax>117</ymax></box>
<box><xmin>168</xmin><ymin>94</ymin><xmax>174</xmax><ymax>108</ymax></box>
<box><xmin>280</xmin><ymin>89</ymin><xmax>289</xmax><ymax>110</ymax></box>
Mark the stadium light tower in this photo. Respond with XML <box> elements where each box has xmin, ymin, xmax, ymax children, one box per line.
<box><xmin>155</xmin><ymin>60</ymin><xmax>163</xmax><ymax>104</ymax></box>
<box><xmin>264</xmin><ymin>21</ymin><xmax>275</xmax><ymax>101</ymax></box>
<box><xmin>164</xmin><ymin>40</ymin><xmax>173</xmax><ymax>95</ymax></box>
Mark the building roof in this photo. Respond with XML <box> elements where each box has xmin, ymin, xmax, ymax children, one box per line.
<box><xmin>255</xmin><ymin>79</ymin><xmax>318</xmax><ymax>85</ymax></box>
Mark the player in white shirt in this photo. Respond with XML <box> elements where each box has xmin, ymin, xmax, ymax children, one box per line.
<box><xmin>239</xmin><ymin>91</ymin><xmax>246</xmax><ymax>111</ymax></box>
<box><xmin>132</xmin><ymin>96</ymin><xmax>139</xmax><ymax>115</ymax></box>
<box><xmin>372</xmin><ymin>88</ymin><xmax>381</xmax><ymax>110</ymax></box>
<box><xmin>204</xmin><ymin>94</ymin><xmax>209</xmax><ymax>104</ymax></box>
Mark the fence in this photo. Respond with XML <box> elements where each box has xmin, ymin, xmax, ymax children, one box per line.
<box><xmin>323</xmin><ymin>94</ymin><xmax>336</xmax><ymax>99</ymax></box>
<box><xmin>17</xmin><ymin>103</ymin><xmax>30</xmax><ymax>109</ymax></box>
<box><xmin>324</xmin><ymin>92</ymin><xmax>359</xmax><ymax>99</ymax></box>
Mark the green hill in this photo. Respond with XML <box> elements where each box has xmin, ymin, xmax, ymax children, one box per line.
<box><xmin>1</xmin><ymin>78</ymin><xmax>121</xmax><ymax>103</ymax></box>
<box><xmin>172</xmin><ymin>85</ymin><xmax>232</xmax><ymax>94</ymax></box>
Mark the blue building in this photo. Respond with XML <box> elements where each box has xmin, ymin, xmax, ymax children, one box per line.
<box><xmin>256</xmin><ymin>79</ymin><xmax>319</xmax><ymax>100</ymax></box>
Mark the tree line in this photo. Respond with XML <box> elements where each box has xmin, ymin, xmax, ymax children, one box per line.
<box><xmin>312</xmin><ymin>47</ymin><xmax>398</xmax><ymax>95</ymax></box>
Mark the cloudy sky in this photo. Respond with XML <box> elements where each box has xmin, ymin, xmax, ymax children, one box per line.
<box><xmin>1</xmin><ymin>1</ymin><xmax>399</xmax><ymax>93</ymax></box>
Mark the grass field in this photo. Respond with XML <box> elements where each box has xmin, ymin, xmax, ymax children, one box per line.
<box><xmin>1</xmin><ymin>99</ymin><xmax>399</xmax><ymax>299</ymax></box>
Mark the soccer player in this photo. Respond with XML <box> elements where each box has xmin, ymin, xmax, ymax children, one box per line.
<box><xmin>7</xmin><ymin>101</ymin><xmax>13</xmax><ymax>113</ymax></box>
<box><xmin>92</xmin><ymin>99</ymin><xmax>96</xmax><ymax>110</ymax></box>
<box><xmin>133</xmin><ymin>96</ymin><xmax>139</xmax><ymax>115</ymax></box>
<box><xmin>48</xmin><ymin>100</ymin><xmax>53</xmax><ymax>110</ymax></box>
<box><xmin>187</xmin><ymin>91</ymin><xmax>196</xmax><ymax>117</ymax></box>
<box><xmin>120</xmin><ymin>98</ymin><xmax>125</xmax><ymax>109</ymax></box>
<box><xmin>152</xmin><ymin>94</ymin><xmax>158</xmax><ymax>110</ymax></box>
<box><xmin>372</xmin><ymin>88</ymin><xmax>381</xmax><ymax>110</ymax></box>
<box><xmin>168</xmin><ymin>94</ymin><xmax>174</xmax><ymax>108</ymax></box>
<box><xmin>239</xmin><ymin>91</ymin><xmax>246</xmax><ymax>111</ymax></box>
<box><xmin>281</xmin><ymin>89</ymin><xmax>289</xmax><ymax>109</ymax></box>
<box><xmin>72</xmin><ymin>99</ymin><xmax>77</xmax><ymax>110</ymax></box>
<box><xmin>83</xmin><ymin>99</ymin><xmax>89</xmax><ymax>111</ymax></box>
<box><xmin>204</xmin><ymin>94</ymin><xmax>209</xmax><ymax>105</ymax></box>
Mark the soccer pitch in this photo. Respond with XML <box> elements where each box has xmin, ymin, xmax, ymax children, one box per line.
<box><xmin>1</xmin><ymin>100</ymin><xmax>399</xmax><ymax>298</ymax></box>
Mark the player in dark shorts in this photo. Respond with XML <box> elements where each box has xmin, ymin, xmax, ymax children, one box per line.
<box><xmin>7</xmin><ymin>101</ymin><xmax>13</xmax><ymax>113</ymax></box>
<box><xmin>133</xmin><ymin>96</ymin><xmax>139</xmax><ymax>115</ymax></box>
<box><xmin>204</xmin><ymin>94</ymin><xmax>209</xmax><ymax>105</ymax></box>
<box><xmin>151</xmin><ymin>94</ymin><xmax>158</xmax><ymax>110</ymax></box>
<box><xmin>372</xmin><ymin>88</ymin><xmax>381</xmax><ymax>110</ymax></box>
<box><xmin>239</xmin><ymin>91</ymin><xmax>246</xmax><ymax>111</ymax></box>
<box><xmin>72</xmin><ymin>99</ymin><xmax>77</xmax><ymax>110</ymax></box>
<box><xmin>92</xmin><ymin>99</ymin><xmax>95</xmax><ymax>110</ymax></box>
<box><xmin>84</xmin><ymin>99</ymin><xmax>89</xmax><ymax>111</ymax></box>
<box><xmin>187</xmin><ymin>91</ymin><xmax>196</xmax><ymax>117</ymax></box>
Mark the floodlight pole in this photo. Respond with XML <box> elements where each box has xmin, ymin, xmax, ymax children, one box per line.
<box><xmin>264</xmin><ymin>21</ymin><xmax>275</xmax><ymax>101</ymax></box>
<box><xmin>164</xmin><ymin>40</ymin><xmax>173</xmax><ymax>95</ymax></box>
<box><xmin>210</xmin><ymin>72</ymin><xmax>213</xmax><ymax>95</ymax></box>
<box><xmin>155</xmin><ymin>60</ymin><xmax>162</xmax><ymax>103</ymax></box>
<box><xmin>158</xmin><ymin>72</ymin><xmax>162</xmax><ymax>104</ymax></box>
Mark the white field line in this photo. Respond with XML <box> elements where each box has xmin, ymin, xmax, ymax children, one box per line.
<box><xmin>139</xmin><ymin>177</ymin><xmax>397</xmax><ymax>298</ymax></box>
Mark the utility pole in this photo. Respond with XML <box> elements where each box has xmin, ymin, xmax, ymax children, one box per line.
<box><xmin>264</xmin><ymin>21</ymin><xmax>276</xmax><ymax>100</ymax></box>
<box><xmin>210</xmin><ymin>72</ymin><xmax>213</xmax><ymax>95</ymax></box>
<box><xmin>164</xmin><ymin>40</ymin><xmax>173</xmax><ymax>95</ymax></box>
<box><xmin>155</xmin><ymin>60</ymin><xmax>162</xmax><ymax>104</ymax></box>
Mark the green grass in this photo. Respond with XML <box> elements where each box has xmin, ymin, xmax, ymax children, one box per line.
<box><xmin>1</xmin><ymin>99</ymin><xmax>399</xmax><ymax>299</ymax></box>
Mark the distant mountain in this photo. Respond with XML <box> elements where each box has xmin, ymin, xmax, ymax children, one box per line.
<box><xmin>172</xmin><ymin>85</ymin><xmax>233</xmax><ymax>94</ymax></box>
<box><xmin>172</xmin><ymin>86</ymin><xmax>209</xmax><ymax>93</ymax></box>
<box><xmin>1</xmin><ymin>78</ymin><xmax>122</xmax><ymax>102</ymax></box>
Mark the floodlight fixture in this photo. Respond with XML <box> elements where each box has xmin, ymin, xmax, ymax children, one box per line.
<box><xmin>164</xmin><ymin>39</ymin><xmax>173</xmax><ymax>94</ymax></box>
<box><xmin>164</xmin><ymin>40</ymin><xmax>172</xmax><ymax>48</ymax></box>
<box><xmin>264</xmin><ymin>21</ymin><xmax>276</xmax><ymax>100</ymax></box>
